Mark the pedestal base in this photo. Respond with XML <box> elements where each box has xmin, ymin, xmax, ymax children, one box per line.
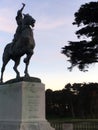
<box><xmin>0</xmin><ymin>121</ymin><xmax>54</xmax><ymax>130</ymax></box>
<box><xmin>0</xmin><ymin>79</ymin><xmax>55</xmax><ymax>130</ymax></box>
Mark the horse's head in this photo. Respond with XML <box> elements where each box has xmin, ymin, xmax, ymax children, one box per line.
<box><xmin>23</xmin><ymin>14</ymin><xmax>36</xmax><ymax>27</ymax></box>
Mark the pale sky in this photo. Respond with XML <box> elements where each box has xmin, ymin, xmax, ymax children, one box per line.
<box><xmin>0</xmin><ymin>0</ymin><xmax>97</xmax><ymax>90</ymax></box>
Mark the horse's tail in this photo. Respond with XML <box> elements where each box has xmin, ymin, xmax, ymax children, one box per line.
<box><xmin>2</xmin><ymin>43</ymin><xmax>12</xmax><ymax>62</ymax></box>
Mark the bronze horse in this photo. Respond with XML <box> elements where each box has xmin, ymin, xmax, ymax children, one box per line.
<box><xmin>1</xmin><ymin>14</ymin><xmax>36</xmax><ymax>83</ymax></box>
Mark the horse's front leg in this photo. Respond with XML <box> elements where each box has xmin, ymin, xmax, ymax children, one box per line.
<box><xmin>24</xmin><ymin>61</ymin><xmax>29</xmax><ymax>78</ymax></box>
<box><xmin>13</xmin><ymin>59</ymin><xmax>20</xmax><ymax>79</ymax></box>
<box><xmin>24</xmin><ymin>51</ymin><xmax>33</xmax><ymax>77</ymax></box>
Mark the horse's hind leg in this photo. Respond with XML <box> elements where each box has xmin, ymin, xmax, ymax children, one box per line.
<box><xmin>1</xmin><ymin>58</ymin><xmax>10</xmax><ymax>83</ymax></box>
<box><xmin>13</xmin><ymin>59</ymin><xmax>20</xmax><ymax>79</ymax></box>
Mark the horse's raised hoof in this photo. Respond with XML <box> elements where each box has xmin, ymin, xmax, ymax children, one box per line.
<box><xmin>24</xmin><ymin>58</ymin><xmax>28</xmax><ymax>63</ymax></box>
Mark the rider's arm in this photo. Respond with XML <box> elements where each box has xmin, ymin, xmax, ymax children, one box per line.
<box><xmin>18</xmin><ymin>3</ymin><xmax>25</xmax><ymax>14</ymax></box>
<box><xmin>20</xmin><ymin>3</ymin><xmax>25</xmax><ymax>12</ymax></box>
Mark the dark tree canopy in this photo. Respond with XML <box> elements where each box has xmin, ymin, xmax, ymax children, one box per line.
<box><xmin>46</xmin><ymin>83</ymin><xmax>98</xmax><ymax>118</ymax></box>
<box><xmin>62</xmin><ymin>2</ymin><xmax>98</xmax><ymax>71</ymax></box>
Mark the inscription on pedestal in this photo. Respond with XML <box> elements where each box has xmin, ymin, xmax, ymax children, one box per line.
<box><xmin>22</xmin><ymin>82</ymin><xmax>45</xmax><ymax>121</ymax></box>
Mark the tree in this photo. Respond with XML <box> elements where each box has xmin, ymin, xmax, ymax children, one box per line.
<box><xmin>45</xmin><ymin>83</ymin><xmax>98</xmax><ymax>118</ymax></box>
<box><xmin>62</xmin><ymin>2</ymin><xmax>98</xmax><ymax>71</ymax></box>
<box><xmin>45</xmin><ymin>89</ymin><xmax>54</xmax><ymax>118</ymax></box>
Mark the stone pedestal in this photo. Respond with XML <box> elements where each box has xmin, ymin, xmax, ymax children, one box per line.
<box><xmin>0</xmin><ymin>80</ymin><xmax>55</xmax><ymax>130</ymax></box>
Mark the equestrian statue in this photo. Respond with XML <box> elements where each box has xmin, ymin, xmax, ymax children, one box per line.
<box><xmin>1</xmin><ymin>3</ymin><xmax>36</xmax><ymax>83</ymax></box>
